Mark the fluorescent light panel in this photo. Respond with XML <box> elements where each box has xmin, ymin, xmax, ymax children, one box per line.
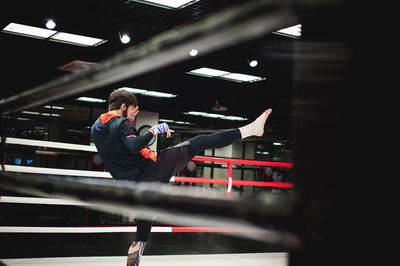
<box><xmin>1</xmin><ymin>22</ymin><xmax>107</xmax><ymax>47</ymax></box>
<box><xmin>50</xmin><ymin>32</ymin><xmax>107</xmax><ymax>47</ymax></box>
<box><xmin>159</xmin><ymin>119</ymin><xmax>192</xmax><ymax>125</ymax></box>
<box><xmin>44</xmin><ymin>105</ymin><xmax>64</xmax><ymax>110</ymax></box>
<box><xmin>274</xmin><ymin>24</ymin><xmax>302</xmax><ymax>38</ymax></box>
<box><xmin>220</xmin><ymin>73</ymin><xmax>266</xmax><ymax>83</ymax></box>
<box><xmin>22</xmin><ymin>111</ymin><xmax>40</xmax><ymax>115</ymax></box>
<box><xmin>41</xmin><ymin>113</ymin><xmax>61</xmax><ymax>117</ymax></box>
<box><xmin>119</xmin><ymin>87</ymin><xmax>177</xmax><ymax>98</ymax></box>
<box><xmin>184</xmin><ymin>111</ymin><xmax>248</xmax><ymax>121</ymax></box>
<box><xmin>132</xmin><ymin>0</ymin><xmax>199</xmax><ymax>9</ymax></box>
<box><xmin>22</xmin><ymin>111</ymin><xmax>61</xmax><ymax>117</ymax></box>
<box><xmin>187</xmin><ymin>67</ymin><xmax>265</xmax><ymax>83</ymax></box>
<box><xmin>189</xmin><ymin>67</ymin><xmax>230</xmax><ymax>77</ymax></box>
<box><xmin>76</xmin><ymin>97</ymin><xmax>106</xmax><ymax>103</ymax></box>
<box><xmin>2</xmin><ymin>23</ymin><xmax>56</xmax><ymax>39</ymax></box>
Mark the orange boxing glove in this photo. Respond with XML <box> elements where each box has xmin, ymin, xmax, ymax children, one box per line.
<box><xmin>140</xmin><ymin>148</ymin><xmax>157</xmax><ymax>162</ymax></box>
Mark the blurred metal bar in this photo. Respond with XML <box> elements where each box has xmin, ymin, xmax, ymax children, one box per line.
<box><xmin>0</xmin><ymin>0</ymin><xmax>298</xmax><ymax>115</ymax></box>
<box><xmin>289</xmin><ymin>1</ymin><xmax>356</xmax><ymax>265</ymax></box>
<box><xmin>0</xmin><ymin>171</ymin><xmax>300</xmax><ymax>248</ymax></box>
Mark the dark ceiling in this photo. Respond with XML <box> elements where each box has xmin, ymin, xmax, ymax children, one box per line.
<box><xmin>0</xmin><ymin>0</ymin><xmax>297</xmax><ymax>147</ymax></box>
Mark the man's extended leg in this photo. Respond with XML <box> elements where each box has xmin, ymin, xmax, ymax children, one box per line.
<box><xmin>182</xmin><ymin>109</ymin><xmax>272</xmax><ymax>159</ymax></box>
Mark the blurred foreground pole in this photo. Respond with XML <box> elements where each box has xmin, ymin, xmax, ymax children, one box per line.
<box><xmin>290</xmin><ymin>1</ymin><xmax>359</xmax><ymax>265</ymax></box>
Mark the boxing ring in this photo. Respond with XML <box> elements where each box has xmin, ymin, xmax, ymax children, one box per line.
<box><xmin>0</xmin><ymin>136</ymin><xmax>297</xmax><ymax>245</ymax></box>
<box><xmin>0</xmin><ymin>0</ymin><xmax>355</xmax><ymax>265</ymax></box>
<box><xmin>0</xmin><ymin>136</ymin><xmax>295</xmax><ymax>265</ymax></box>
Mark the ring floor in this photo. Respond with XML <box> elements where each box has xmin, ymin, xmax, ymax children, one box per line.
<box><xmin>2</xmin><ymin>253</ymin><xmax>288</xmax><ymax>266</ymax></box>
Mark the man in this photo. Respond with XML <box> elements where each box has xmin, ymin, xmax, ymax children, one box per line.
<box><xmin>91</xmin><ymin>89</ymin><xmax>272</xmax><ymax>266</ymax></box>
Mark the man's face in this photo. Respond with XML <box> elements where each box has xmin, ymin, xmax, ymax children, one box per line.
<box><xmin>122</xmin><ymin>104</ymin><xmax>139</xmax><ymax>118</ymax></box>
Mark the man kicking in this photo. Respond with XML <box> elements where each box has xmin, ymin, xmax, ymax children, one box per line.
<box><xmin>91</xmin><ymin>89</ymin><xmax>272</xmax><ymax>266</ymax></box>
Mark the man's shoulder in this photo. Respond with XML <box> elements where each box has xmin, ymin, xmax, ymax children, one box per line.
<box><xmin>113</xmin><ymin>117</ymin><xmax>139</xmax><ymax>135</ymax></box>
<box><xmin>111</xmin><ymin>116</ymin><xmax>129</xmax><ymax>126</ymax></box>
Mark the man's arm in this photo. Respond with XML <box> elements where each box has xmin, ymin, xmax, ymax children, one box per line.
<box><xmin>120</xmin><ymin>120</ymin><xmax>154</xmax><ymax>154</ymax></box>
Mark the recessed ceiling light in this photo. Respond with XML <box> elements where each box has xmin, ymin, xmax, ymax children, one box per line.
<box><xmin>2</xmin><ymin>22</ymin><xmax>56</xmax><ymax>39</ymax></box>
<box><xmin>22</xmin><ymin>110</ymin><xmax>61</xmax><ymax>117</ymax></box>
<box><xmin>187</xmin><ymin>67</ymin><xmax>266</xmax><ymax>83</ymax></box>
<box><xmin>44</xmin><ymin>105</ymin><xmax>64</xmax><ymax>110</ymax></box>
<box><xmin>159</xmin><ymin>118</ymin><xmax>192</xmax><ymax>125</ymax></box>
<box><xmin>274</xmin><ymin>24</ymin><xmax>302</xmax><ymax>38</ymax></box>
<box><xmin>40</xmin><ymin>112</ymin><xmax>61</xmax><ymax>117</ymax></box>
<box><xmin>188</xmin><ymin>67</ymin><xmax>230</xmax><ymax>77</ymax></box>
<box><xmin>50</xmin><ymin>32</ymin><xmax>107</xmax><ymax>47</ymax></box>
<box><xmin>120</xmin><ymin>33</ymin><xmax>131</xmax><ymax>44</ymax></box>
<box><xmin>119</xmin><ymin>87</ymin><xmax>177</xmax><ymax>98</ymax></box>
<box><xmin>132</xmin><ymin>0</ymin><xmax>199</xmax><ymax>9</ymax></box>
<box><xmin>45</xmin><ymin>20</ymin><xmax>56</xmax><ymax>30</ymax></box>
<box><xmin>220</xmin><ymin>73</ymin><xmax>266</xmax><ymax>83</ymax></box>
<box><xmin>22</xmin><ymin>111</ymin><xmax>40</xmax><ymax>115</ymax></box>
<box><xmin>273</xmin><ymin>142</ymin><xmax>283</xmax><ymax>146</ymax></box>
<box><xmin>1</xmin><ymin>22</ymin><xmax>107</xmax><ymax>47</ymax></box>
<box><xmin>249</xmin><ymin>60</ymin><xmax>258</xmax><ymax>67</ymax></box>
<box><xmin>76</xmin><ymin>97</ymin><xmax>106</xmax><ymax>103</ymax></box>
<box><xmin>189</xmin><ymin>49</ymin><xmax>198</xmax><ymax>56</ymax></box>
<box><xmin>184</xmin><ymin>111</ymin><xmax>248</xmax><ymax>121</ymax></box>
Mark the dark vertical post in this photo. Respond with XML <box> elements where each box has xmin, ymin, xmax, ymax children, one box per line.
<box><xmin>289</xmin><ymin>2</ymin><xmax>357</xmax><ymax>265</ymax></box>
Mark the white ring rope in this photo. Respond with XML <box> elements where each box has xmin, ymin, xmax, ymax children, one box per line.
<box><xmin>5</xmin><ymin>137</ymin><xmax>97</xmax><ymax>152</ymax></box>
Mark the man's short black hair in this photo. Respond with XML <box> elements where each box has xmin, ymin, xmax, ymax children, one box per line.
<box><xmin>108</xmin><ymin>89</ymin><xmax>137</xmax><ymax>111</ymax></box>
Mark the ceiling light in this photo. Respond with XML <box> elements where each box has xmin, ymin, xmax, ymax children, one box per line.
<box><xmin>143</xmin><ymin>91</ymin><xmax>177</xmax><ymax>98</ymax></box>
<box><xmin>174</xmin><ymin>121</ymin><xmax>191</xmax><ymax>125</ymax></box>
<box><xmin>119</xmin><ymin>87</ymin><xmax>177</xmax><ymax>98</ymax></box>
<box><xmin>274</xmin><ymin>24</ymin><xmax>302</xmax><ymax>38</ymax></box>
<box><xmin>273</xmin><ymin>142</ymin><xmax>283</xmax><ymax>146</ymax></box>
<box><xmin>119</xmin><ymin>87</ymin><xmax>147</xmax><ymax>94</ymax></box>
<box><xmin>132</xmin><ymin>0</ymin><xmax>199</xmax><ymax>9</ymax></box>
<box><xmin>189</xmin><ymin>49</ymin><xmax>198</xmax><ymax>56</ymax></box>
<box><xmin>223</xmin><ymin>115</ymin><xmax>249</xmax><ymax>121</ymax></box>
<box><xmin>184</xmin><ymin>111</ymin><xmax>248</xmax><ymax>121</ymax></box>
<box><xmin>45</xmin><ymin>20</ymin><xmax>56</xmax><ymax>30</ymax></box>
<box><xmin>22</xmin><ymin>111</ymin><xmax>40</xmax><ymax>115</ymax></box>
<box><xmin>187</xmin><ymin>67</ymin><xmax>266</xmax><ymax>83</ymax></box>
<box><xmin>16</xmin><ymin>117</ymin><xmax>31</xmax><ymax>121</ymax></box>
<box><xmin>22</xmin><ymin>110</ymin><xmax>61</xmax><ymax>117</ymax></box>
<box><xmin>1</xmin><ymin>22</ymin><xmax>107</xmax><ymax>47</ymax></box>
<box><xmin>2</xmin><ymin>22</ymin><xmax>56</xmax><ymax>39</ymax></box>
<box><xmin>220</xmin><ymin>73</ymin><xmax>266</xmax><ymax>83</ymax></box>
<box><xmin>120</xmin><ymin>33</ymin><xmax>131</xmax><ymax>44</ymax></box>
<box><xmin>44</xmin><ymin>105</ymin><xmax>64</xmax><ymax>110</ymax></box>
<box><xmin>159</xmin><ymin>119</ymin><xmax>174</xmax><ymax>123</ymax></box>
<box><xmin>188</xmin><ymin>67</ymin><xmax>230</xmax><ymax>77</ymax></box>
<box><xmin>160</xmin><ymin>118</ymin><xmax>192</xmax><ymax>125</ymax></box>
<box><xmin>40</xmin><ymin>112</ymin><xmax>61</xmax><ymax>117</ymax></box>
<box><xmin>50</xmin><ymin>32</ymin><xmax>107</xmax><ymax>47</ymax></box>
<box><xmin>249</xmin><ymin>60</ymin><xmax>258</xmax><ymax>67</ymax></box>
<box><xmin>76</xmin><ymin>97</ymin><xmax>106</xmax><ymax>103</ymax></box>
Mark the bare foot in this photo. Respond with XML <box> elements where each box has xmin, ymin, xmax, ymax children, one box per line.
<box><xmin>255</xmin><ymin>109</ymin><xmax>272</xmax><ymax>136</ymax></box>
<box><xmin>239</xmin><ymin>109</ymin><xmax>272</xmax><ymax>139</ymax></box>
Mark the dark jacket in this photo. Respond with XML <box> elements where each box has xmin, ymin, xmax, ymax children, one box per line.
<box><xmin>91</xmin><ymin>112</ymin><xmax>156</xmax><ymax>181</ymax></box>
